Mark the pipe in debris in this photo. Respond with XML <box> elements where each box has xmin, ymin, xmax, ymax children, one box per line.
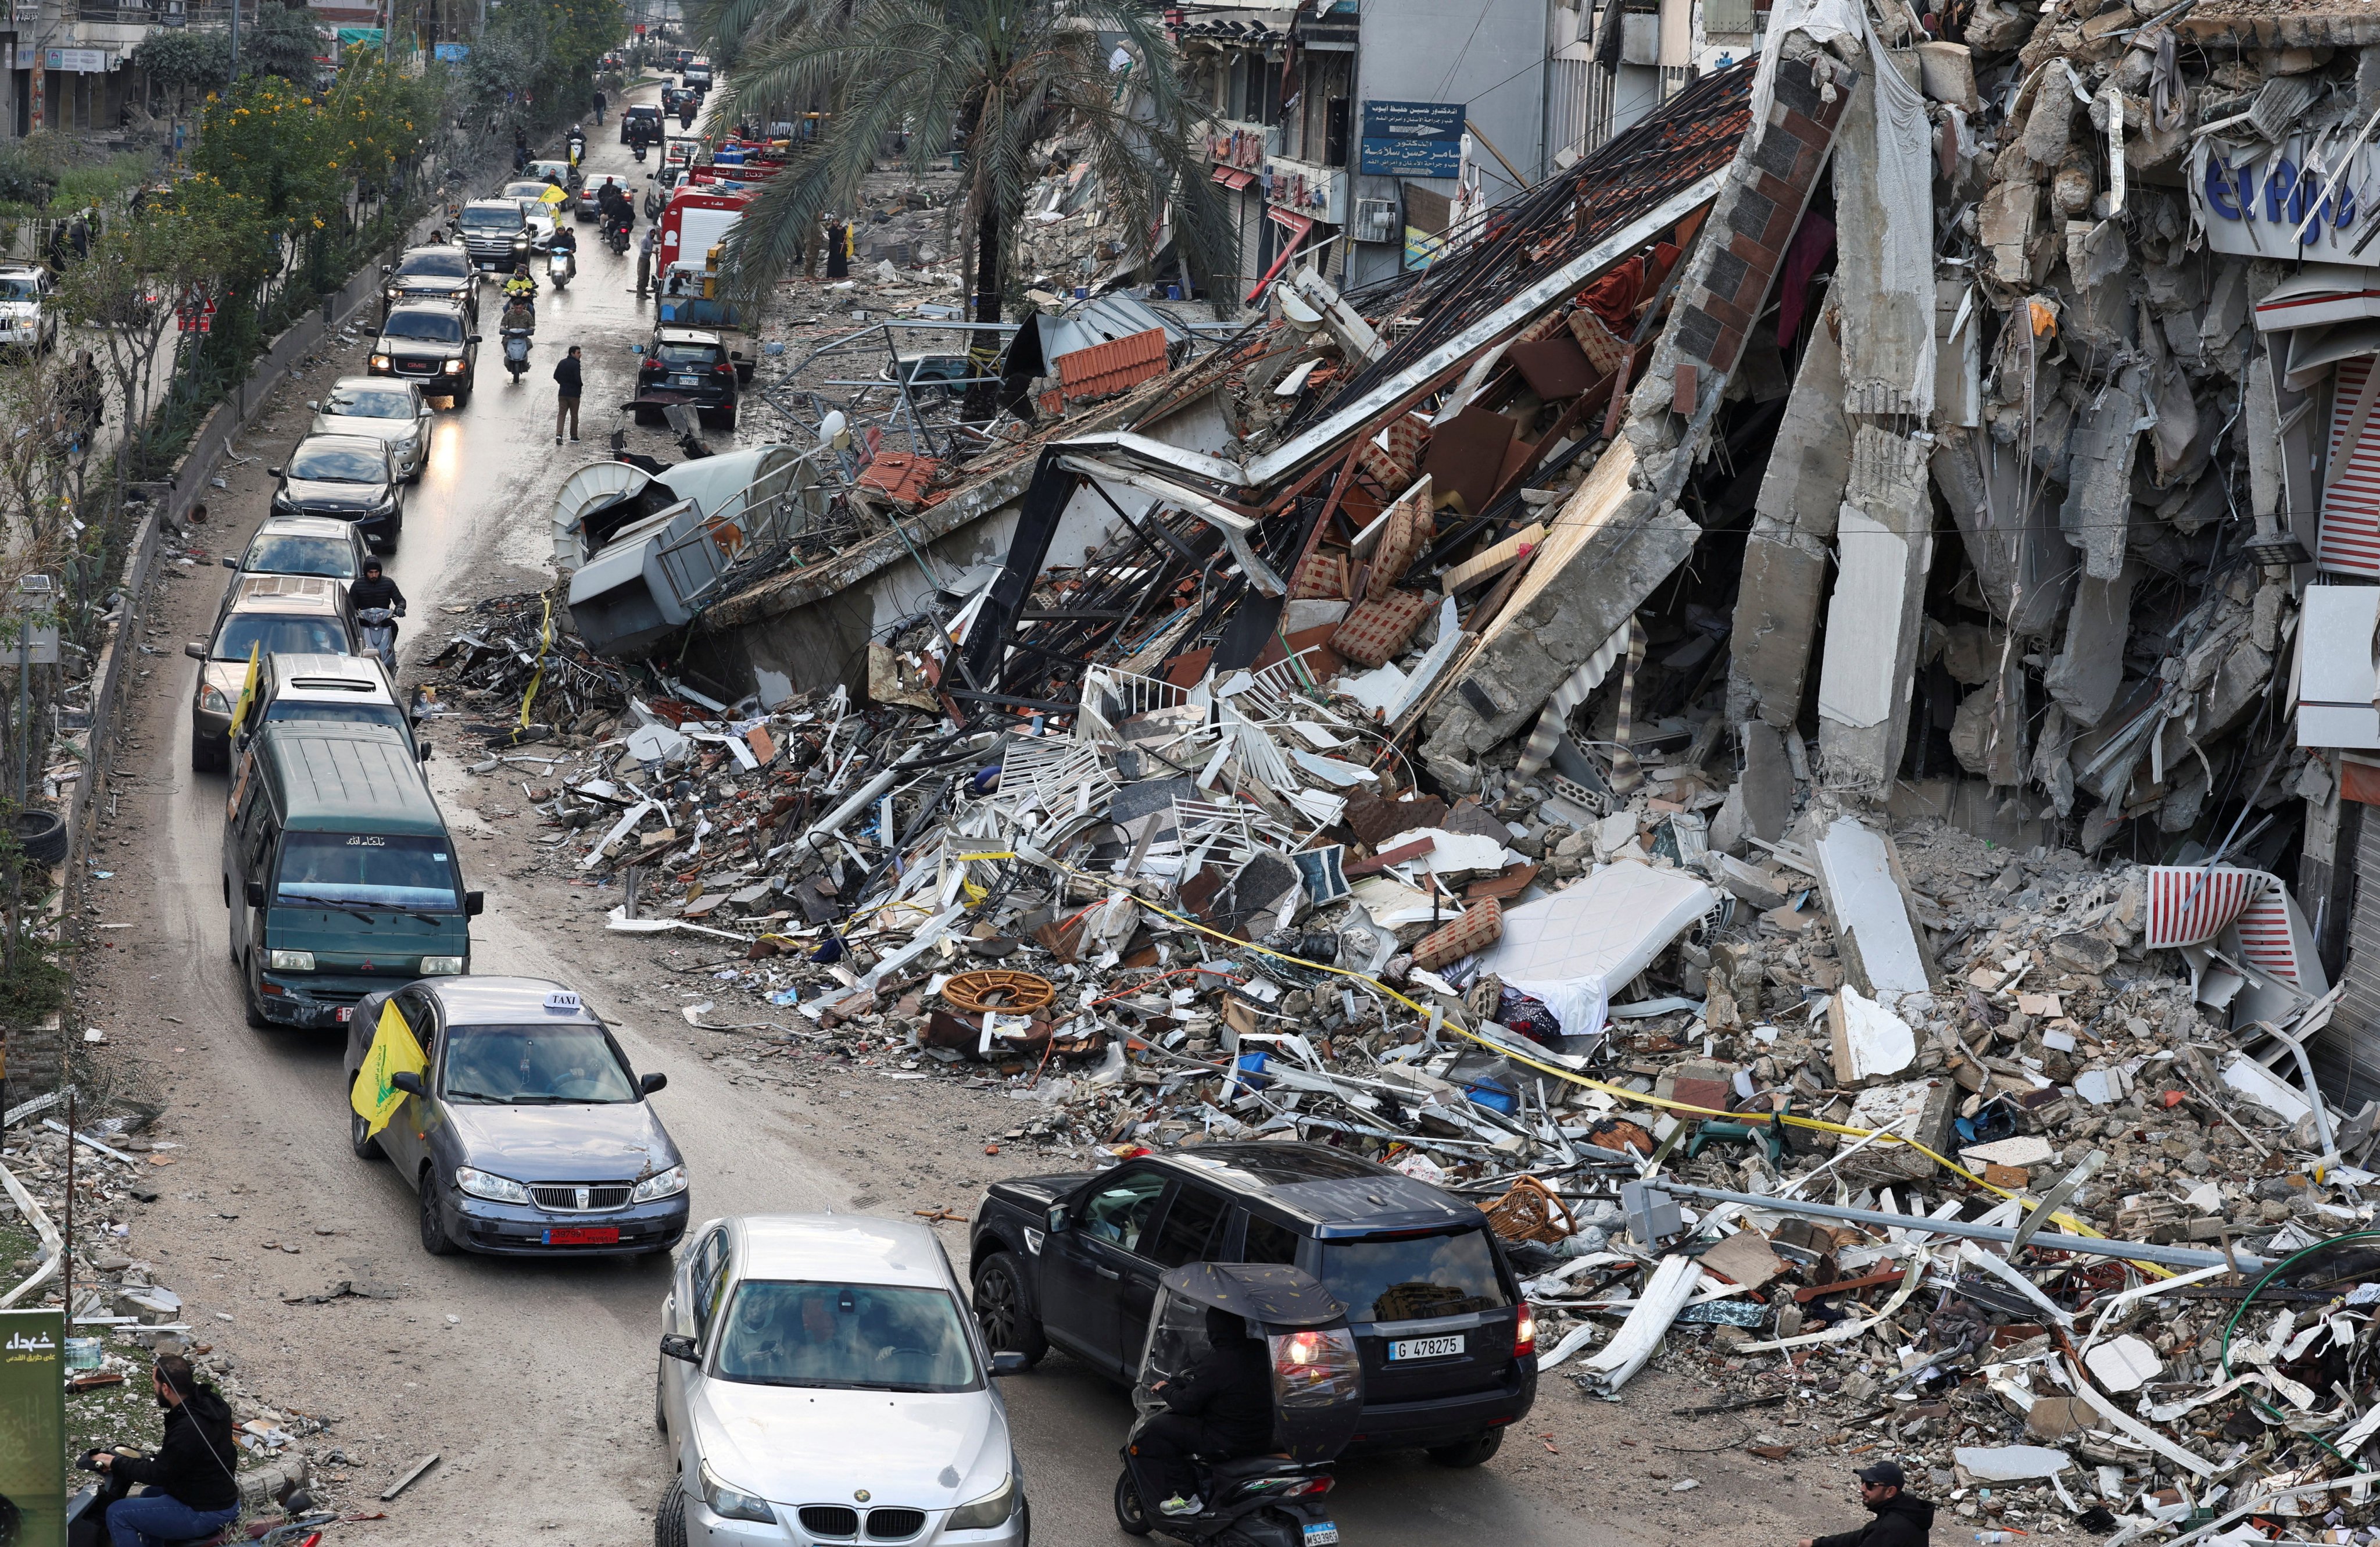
<box><xmin>1642</xmin><ymin>1180</ymin><xmax>2268</xmax><ymax>1273</ymax></box>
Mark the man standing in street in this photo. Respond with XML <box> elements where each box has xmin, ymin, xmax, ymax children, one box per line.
<box><xmin>1796</xmin><ymin>1462</ymin><xmax>1934</xmax><ymax>1547</ymax></box>
<box><xmin>554</xmin><ymin>345</ymin><xmax>582</xmax><ymax>443</ymax></box>
<box><xmin>592</xmin><ymin>87</ymin><xmax>608</xmax><ymax>126</ymax></box>
<box><xmin>637</xmin><ymin>224</ymin><xmax>659</xmax><ymax>299</ymax></box>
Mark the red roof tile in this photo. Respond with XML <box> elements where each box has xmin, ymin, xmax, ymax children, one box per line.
<box><xmin>1056</xmin><ymin>327</ymin><xmax>1169</xmax><ymax>401</ymax></box>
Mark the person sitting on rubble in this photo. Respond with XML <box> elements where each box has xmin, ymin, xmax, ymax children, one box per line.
<box><xmin>1132</xmin><ymin>1307</ymin><xmax>1275</xmax><ymax>1519</ymax></box>
<box><xmin>1797</xmin><ymin>1460</ymin><xmax>1935</xmax><ymax>1547</ymax></box>
<box><xmin>91</xmin><ymin>1355</ymin><xmax>241</xmax><ymax>1547</ymax></box>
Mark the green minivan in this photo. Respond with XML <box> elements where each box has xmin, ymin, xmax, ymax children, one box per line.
<box><xmin>223</xmin><ymin>721</ymin><xmax>482</xmax><ymax>1030</ymax></box>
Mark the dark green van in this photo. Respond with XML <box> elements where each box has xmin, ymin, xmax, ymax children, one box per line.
<box><xmin>223</xmin><ymin>721</ymin><xmax>482</xmax><ymax>1030</ymax></box>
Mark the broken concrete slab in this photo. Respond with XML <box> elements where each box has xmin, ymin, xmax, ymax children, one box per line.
<box><xmin>1817</xmin><ymin>428</ymin><xmax>1934</xmax><ymax>789</ymax></box>
<box><xmin>2044</xmin><ymin>564</ymin><xmax>2137</xmax><ymax>728</ymax></box>
<box><xmin>1812</xmin><ymin>815</ymin><xmax>1935</xmax><ymax>1006</ymax></box>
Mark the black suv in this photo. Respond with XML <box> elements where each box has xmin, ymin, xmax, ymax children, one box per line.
<box><xmin>621</xmin><ymin>103</ymin><xmax>663</xmax><ymax>144</ymax></box>
<box><xmin>380</xmin><ymin>243</ymin><xmax>478</xmax><ymax>324</ymax></box>
<box><xmin>370</xmin><ymin>299</ymin><xmax>479</xmax><ymax>405</ymax></box>
<box><xmin>455</xmin><ymin>198</ymin><xmax>534</xmax><ymax>275</ymax></box>
<box><xmin>634</xmin><ymin>327</ymin><xmax>748</xmax><ymax>429</ymax></box>
<box><xmin>968</xmin><ymin>1143</ymin><xmax>1536</xmax><ymax>1466</ymax></box>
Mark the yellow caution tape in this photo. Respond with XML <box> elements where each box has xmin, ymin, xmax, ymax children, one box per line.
<box><xmin>517</xmin><ymin>595</ymin><xmax>554</xmax><ymax>734</ymax></box>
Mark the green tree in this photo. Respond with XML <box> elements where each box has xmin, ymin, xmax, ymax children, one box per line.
<box><xmin>698</xmin><ymin>0</ymin><xmax>1225</xmax><ymax>414</ymax></box>
<box><xmin>462</xmin><ymin>0</ymin><xmax>625</xmax><ymax>127</ymax></box>
<box><xmin>128</xmin><ymin>30</ymin><xmax>232</xmax><ymax>112</ymax></box>
<box><xmin>245</xmin><ymin>0</ymin><xmax>330</xmax><ymax>84</ymax></box>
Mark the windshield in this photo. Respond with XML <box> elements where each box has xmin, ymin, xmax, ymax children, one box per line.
<box><xmin>460</xmin><ymin>208</ymin><xmax>521</xmax><ymax>230</ymax></box>
<box><xmin>1319</xmin><ymin>1230</ymin><xmax>1508</xmax><ymax>1323</ymax></box>
<box><xmin>288</xmin><ymin>442</ymin><xmax>386</xmax><ymax>483</ymax></box>
<box><xmin>713</xmin><ymin>1282</ymin><xmax>980</xmax><ymax>1392</ymax></box>
<box><xmin>243</xmin><ymin>534</ymin><xmax>355</xmax><ymax>578</ymax></box>
<box><xmin>502</xmin><ymin>183</ymin><xmax>551</xmax><ymax>199</ymax></box>
<box><xmin>0</xmin><ymin>276</ymin><xmax>41</xmax><ymax>301</ymax></box>
<box><xmin>275</xmin><ymin>830</ymin><xmax>458</xmax><ymax>910</ymax></box>
<box><xmin>324</xmin><ymin>386</ymin><xmax>414</xmax><ymax>420</ymax></box>
<box><xmin>654</xmin><ymin>341</ymin><xmax>720</xmax><ymax>366</ymax></box>
<box><xmin>441</xmin><ymin>1023</ymin><xmax>637</xmax><ymax>1103</ymax></box>
<box><xmin>214</xmin><ymin>614</ymin><xmax>348</xmax><ymax>662</ymax></box>
<box><xmin>263</xmin><ymin>699</ymin><xmax>405</xmax><ymax>734</ymax></box>
<box><xmin>396</xmin><ymin>250</ymin><xmax>469</xmax><ymax>278</ymax></box>
<box><xmin>381</xmin><ymin>310</ymin><xmax>464</xmax><ymax>344</ymax></box>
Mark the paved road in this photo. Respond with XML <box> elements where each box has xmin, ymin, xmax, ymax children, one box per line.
<box><xmin>96</xmin><ymin>77</ymin><xmax>1592</xmax><ymax>1547</ymax></box>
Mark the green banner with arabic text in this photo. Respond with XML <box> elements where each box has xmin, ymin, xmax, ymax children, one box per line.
<box><xmin>0</xmin><ymin>1307</ymin><xmax>66</xmax><ymax>1547</ymax></box>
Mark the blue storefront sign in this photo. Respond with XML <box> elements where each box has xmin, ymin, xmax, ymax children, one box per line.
<box><xmin>2189</xmin><ymin>134</ymin><xmax>2367</xmax><ymax>262</ymax></box>
<box><xmin>1359</xmin><ymin>100</ymin><xmax>1465</xmax><ymax>178</ymax></box>
<box><xmin>433</xmin><ymin>41</ymin><xmax>470</xmax><ymax>60</ymax></box>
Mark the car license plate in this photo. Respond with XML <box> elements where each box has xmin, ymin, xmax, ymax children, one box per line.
<box><xmin>543</xmin><ymin>1226</ymin><xmax>619</xmax><ymax>1245</ymax></box>
<box><xmin>335</xmin><ymin>1006</ymin><xmax>352</xmax><ymax>1023</ymax></box>
<box><xmin>672</xmin><ymin>374</ymin><xmax>700</xmax><ymax>386</ymax></box>
<box><xmin>1388</xmin><ymin>1334</ymin><xmax>1463</xmax><ymax>1361</ymax></box>
<box><xmin>1302</xmin><ymin>1525</ymin><xmax>1338</xmax><ymax>1546</ymax></box>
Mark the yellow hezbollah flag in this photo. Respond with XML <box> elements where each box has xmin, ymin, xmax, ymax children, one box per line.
<box><xmin>226</xmin><ymin>642</ymin><xmax>261</xmax><ymax>735</ymax></box>
<box><xmin>349</xmin><ymin>1000</ymin><xmax>428</xmax><ymax>1137</ymax></box>
<box><xmin>540</xmin><ymin>184</ymin><xmax>567</xmax><ymax>206</ymax></box>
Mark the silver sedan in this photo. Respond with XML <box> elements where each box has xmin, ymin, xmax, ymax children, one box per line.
<box><xmin>307</xmin><ymin>378</ymin><xmax>434</xmax><ymax>482</ymax></box>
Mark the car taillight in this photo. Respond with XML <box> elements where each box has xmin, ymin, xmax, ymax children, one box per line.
<box><xmin>1282</xmin><ymin>1477</ymin><xmax>1334</xmax><ymax>1499</ymax></box>
<box><xmin>713</xmin><ymin>362</ymin><xmax>732</xmax><ymax>373</ymax></box>
<box><xmin>1514</xmin><ymin>1302</ymin><xmax>1536</xmax><ymax>1359</ymax></box>
<box><xmin>1281</xmin><ymin>1330</ymin><xmax>1327</xmax><ymax>1367</ymax></box>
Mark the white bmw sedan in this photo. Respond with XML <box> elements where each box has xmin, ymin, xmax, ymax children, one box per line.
<box><xmin>656</xmin><ymin>1214</ymin><xmax>1030</xmax><ymax>1546</ymax></box>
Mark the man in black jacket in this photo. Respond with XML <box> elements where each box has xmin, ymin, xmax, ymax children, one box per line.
<box><xmin>1131</xmin><ymin>1309</ymin><xmax>1275</xmax><ymax>1518</ymax></box>
<box><xmin>95</xmin><ymin>1356</ymin><xmax>241</xmax><ymax>1547</ymax></box>
<box><xmin>347</xmin><ymin>558</ymin><xmax>405</xmax><ymax>616</ymax></box>
<box><xmin>554</xmin><ymin>345</ymin><xmax>584</xmax><ymax>443</ymax></box>
<box><xmin>1799</xmin><ymin>1461</ymin><xmax>1935</xmax><ymax>1547</ymax></box>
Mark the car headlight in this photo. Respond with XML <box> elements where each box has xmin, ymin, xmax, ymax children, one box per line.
<box><xmin>396</xmin><ymin>436</ymin><xmax>419</xmax><ymax>454</ymax></box>
<box><xmin>454</xmin><ymin>1166</ymin><xmax>531</xmax><ymax>1204</ymax></box>
<box><xmin>418</xmin><ymin>955</ymin><xmax>464</xmax><ymax>976</ymax></box>
<box><xmin>947</xmin><ymin>1475</ymin><xmax>1016</xmax><ymax>1531</ymax></box>
<box><xmin>631</xmin><ymin>1164</ymin><xmax>686</xmax><ymax>1203</ymax></box>
<box><xmin>266</xmin><ymin>948</ymin><xmax>315</xmax><ymax>971</ymax></box>
<box><xmin>370</xmin><ymin>353</ymin><xmax>391</xmax><ymax>369</ymax></box>
<box><xmin>700</xmin><ymin>1463</ymin><xmax>774</xmax><ymax>1525</ymax></box>
<box><xmin>200</xmin><ymin>685</ymin><xmax>231</xmax><ymax>714</ymax></box>
<box><xmin>443</xmin><ymin>359</ymin><xmax>465</xmax><ymax>373</ymax></box>
<box><xmin>384</xmin><ymin>287</ymin><xmax>400</xmax><ymax>300</ymax></box>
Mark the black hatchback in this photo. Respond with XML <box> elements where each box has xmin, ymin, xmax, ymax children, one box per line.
<box><xmin>968</xmin><ymin>1143</ymin><xmax>1536</xmax><ymax>1467</ymax></box>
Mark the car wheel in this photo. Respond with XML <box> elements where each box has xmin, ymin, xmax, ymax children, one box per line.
<box><xmin>241</xmin><ymin>954</ymin><xmax>270</xmax><ymax>1030</ymax></box>
<box><xmin>190</xmin><ymin>725</ymin><xmax>224</xmax><ymax>773</ymax></box>
<box><xmin>417</xmin><ymin>1169</ymin><xmax>457</xmax><ymax>1256</ymax></box>
<box><xmin>349</xmin><ymin>1105</ymin><xmax>384</xmax><ymax>1162</ymax></box>
<box><xmin>653</xmin><ymin>1367</ymin><xmax>668</xmax><ymax>1433</ymax></box>
<box><xmin>714</xmin><ymin>405</ymin><xmax>736</xmax><ymax>432</ymax></box>
<box><xmin>1112</xmin><ymin>1470</ymin><xmax>1151</xmax><ymax>1538</ymax></box>
<box><xmin>654</xmin><ymin>1478</ymin><xmax>688</xmax><ymax>1547</ymax></box>
<box><xmin>972</xmin><ymin>1252</ymin><xmax>1047</xmax><ymax>1367</ymax></box>
<box><xmin>1426</xmin><ymin>1430</ymin><xmax>1504</xmax><ymax>1468</ymax></box>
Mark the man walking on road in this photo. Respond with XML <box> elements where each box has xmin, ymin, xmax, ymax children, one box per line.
<box><xmin>1796</xmin><ymin>1462</ymin><xmax>1935</xmax><ymax>1547</ymax></box>
<box><xmin>637</xmin><ymin>225</ymin><xmax>658</xmax><ymax>299</ymax></box>
<box><xmin>554</xmin><ymin>345</ymin><xmax>582</xmax><ymax>443</ymax></box>
<box><xmin>592</xmin><ymin>87</ymin><xmax>607</xmax><ymax>125</ymax></box>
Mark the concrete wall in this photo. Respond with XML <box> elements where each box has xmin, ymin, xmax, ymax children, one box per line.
<box><xmin>1347</xmin><ymin>0</ymin><xmax>1551</xmax><ymax>288</ymax></box>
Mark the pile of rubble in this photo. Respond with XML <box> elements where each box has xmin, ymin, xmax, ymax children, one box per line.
<box><xmin>0</xmin><ymin>1096</ymin><xmax>331</xmax><ymax>1520</ymax></box>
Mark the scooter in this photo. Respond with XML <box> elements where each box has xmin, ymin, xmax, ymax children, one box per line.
<box><xmin>632</xmin><ymin>140</ymin><xmax>649</xmax><ymax>162</ymax></box>
<box><xmin>548</xmin><ymin>246</ymin><xmax>574</xmax><ymax>290</ymax></box>
<box><xmin>605</xmin><ymin>215</ymin><xmax>632</xmax><ymax>255</ymax></box>
<box><xmin>356</xmin><ymin>605</ymin><xmax>402</xmax><ymax>674</ymax></box>
<box><xmin>502</xmin><ymin>327</ymin><xmax>533</xmax><ymax>383</ymax></box>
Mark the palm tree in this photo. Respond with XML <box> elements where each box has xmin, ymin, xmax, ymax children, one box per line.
<box><xmin>698</xmin><ymin>0</ymin><xmax>1227</xmax><ymax>415</ymax></box>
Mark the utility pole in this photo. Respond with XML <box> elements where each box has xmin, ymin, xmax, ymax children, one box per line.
<box><xmin>228</xmin><ymin>0</ymin><xmax>239</xmax><ymax>78</ymax></box>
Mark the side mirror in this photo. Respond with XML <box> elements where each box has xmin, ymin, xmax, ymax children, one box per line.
<box><xmin>380</xmin><ymin>264</ymin><xmax>392</xmax><ymax>275</ymax></box>
<box><xmin>640</xmin><ymin>1072</ymin><xmax>668</xmax><ymax>1094</ymax></box>
<box><xmin>244</xmin><ymin>881</ymin><xmax>266</xmax><ymax>908</ymax></box>
<box><xmin>389</xmin><ymin>1070</ymin><xmax>426</xmax><ymax>1096</ymax></box>
<box><xmin>219</xmin><ymin>555</ymin><xmax>237</xmax><ymax>569</ymax></box>
<box><xmin>468</xmin><ymin>334</ymin><xmax>484</xmax><ymax>345</ymax></box>
<box><xmin>660</xmin><ymin>1332</ymin><xmax>699</xmax><ymax>1363</ymax></box>
<box><xmin>1044</xmin><ymin>1204</ymin><xmax>1070</xmax><ymax>1234</ymax></box>
<box><xmin>183</xmin><ymin>641</ymin><xmax>206</xmax><ymax>659</ymax></box>
<box><xmin>416</xmin><ymin>742</ymin><xmax>433</xmax><ymax>762</ymax></box>
<box><xmin>990</xmin><ymin>1351</ymin><xmax>1028</xmax><ymax>1377</ymax></box>
<box><xmin>465</xmin><ymin>891</ymin><xmax>485</xmax><ymax>917</ymax></box>
<box><xmin>266</xmin><ymin>466</ymin><xmax>283</xmax><ymax>477</ymax></box>
<box><xmin>305</xmin><ymin>399</ymin><xmax>319</xmax><ymax>410</ymax></box>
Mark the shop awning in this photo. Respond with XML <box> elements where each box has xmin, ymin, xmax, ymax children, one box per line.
<box><xmin>1211</xmin><ymin>167</ymin><xmax>1255</xmax><ymax>190</ymax></box>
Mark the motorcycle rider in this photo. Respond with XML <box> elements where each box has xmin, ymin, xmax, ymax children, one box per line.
<box><xmin>566</xmin><ymin>123</ymin><xmax>587</xmax><ymax>168</ymax></box>
<box><xmin>502</xmin><ymin>262</ymin><xmax>538</xmax><ymax>319</ymax></box>
<box><xmin>1132</xmin><ymin>1308</ymin><xmax>1275</xmax><ymax>1519</ymax></box>
<box><xmin>597</xmin><ymin>181</ymin><xmax>633</xmax><ymax>249</ymax></box>
<box><xmin>92</xmin><ymin>1355</ymin><xmax>241</xmax><ymax>1547</ymax></box>
<box><xmin>348</xmin><ymin>559</ymin><xmax>406</xmax><ymax>670</ymax></box>
<box><xmin>547</xmin><ymin>220</ymin><xmax>578</xmax><ymax>280</ymax></box>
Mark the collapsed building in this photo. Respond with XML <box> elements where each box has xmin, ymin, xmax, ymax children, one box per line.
<box><xmin>477</xmin><ymin>0</ymin><xmax>2380</xmax><ymax>1527</ymax></box>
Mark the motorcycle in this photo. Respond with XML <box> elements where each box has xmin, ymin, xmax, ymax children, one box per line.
<box><xmin>678</xmin><ymin>105</ymin><xmax>695</xmax><ymax>130</ymax></box>
<box><xmin>605</xmin><ymin>215</ymin><xmax>632</xmax><ymax>255</ymax></box>
<box><xmin>355</xmin><ymin>605</ymin><xmax>403</xmax><ymax>674</ymax></box>
<box><xmin>1112</xmin><ymin>1263</ymin><xmax>1355</xmax><ymax>1547</ymax></box>
<box><xmin>502</xmin><ymin>327</ymin><xmax>534</xmax><ymax>383</ymax></box>
<box><xmin>631</xmin><ymin>140</ymin><xmax>649</xmax><ymax>163</ymax></box>
<box><xmin>567</xmin><ymin>134</ymin><xmax>586</xmax><ymax>168</ymax></box>
<box><xmin>548</xmin><ymin>246</ymin><xmax>575</xmax><ymax>290</ymax></box>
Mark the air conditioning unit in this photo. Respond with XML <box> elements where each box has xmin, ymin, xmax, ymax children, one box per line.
<box><xmin>1354</xmin><ymin>198</ymin><xmax>1397</xmax><ymax>244</ymax></box>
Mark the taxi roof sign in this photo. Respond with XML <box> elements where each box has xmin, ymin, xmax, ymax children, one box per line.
<box><xmin>543</xmin><ymin>990</ymin><xmax>583</xmax><ymax>1013</ymax></box>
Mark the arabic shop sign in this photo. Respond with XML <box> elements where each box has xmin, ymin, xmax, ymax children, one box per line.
<box><xmin>1359</xmin><ymin>101</ymin><xmax>1465</xmax><ymax>178</ymax></box>
<box><xmin>0</xmin><ymin>1310</ymin><xmax>66</xmax><ymax>1547</ymax></box>
<box><xmin>2192</xmin><ymin>135</ymin><xmax>2370</xmax><ymax>263</ymax></box>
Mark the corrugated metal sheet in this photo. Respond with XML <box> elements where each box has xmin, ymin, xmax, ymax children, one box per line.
<box><xmin>1056</xmin><ymin>327</ymin><xmax>1169</xmax><ymax>401</ymax></box>
<box><xmin>2321</xmin><ymin>356</ymin><xmax>2380</xmax><ymax>575</ymax></box>
<box><xmin>2143</xmin><ymin>864</ymin><xmax>2264</xmax><ymax>948</ymax></box>
<box><xmin>2314</xmin><ymin>810</ymin><xmax>2380</xmax><ymax>1109</ymax></box>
